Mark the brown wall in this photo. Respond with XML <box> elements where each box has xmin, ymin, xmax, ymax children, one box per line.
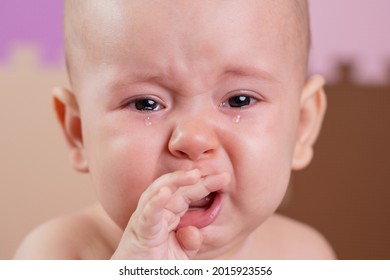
<box><xmin>279</xmin><ymin>63</ymin><xmax>390</xmax><ymax>259</ymax></box>
<box><xmin>1</xmin><ymin>50</ymin><xmax>389</xmax><ymax>259</ymax></box>
<box><xmin>0</xmin><ymin>48</ymin><xmax>95</xmax><ymax>259</ymax></box>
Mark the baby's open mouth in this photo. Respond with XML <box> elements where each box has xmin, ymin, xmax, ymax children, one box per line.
<box><xmin>188</xmin><ymin>192</ymin><xmax>216</xmax><ymax>210</ymax></box>
<box><xmin>177</xmin><ymin>192</ymin><xmax>222</xmax><ymax>229</ymax></box>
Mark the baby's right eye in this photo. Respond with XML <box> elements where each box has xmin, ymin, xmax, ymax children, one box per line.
<box><xmin>219</xmin><ymin>92</ymin><xmax>259</xmax><ymax>109</ymax></box>
<box><xmin>125</xmin><ymin>97</ymin><xmax>165</xmax><ymax>112</ymax></box>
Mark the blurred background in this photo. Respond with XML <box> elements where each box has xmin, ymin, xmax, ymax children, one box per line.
<box><xmin>1</xmin><ymin>0</ymin><xmax>389</xmax><ymax>259</ymax></box>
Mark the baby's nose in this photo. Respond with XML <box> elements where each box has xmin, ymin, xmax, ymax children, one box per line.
<box><xmin>168</xmin><ymin>119</ymin><xmax>219</xmax><ymax>161</ymax></box>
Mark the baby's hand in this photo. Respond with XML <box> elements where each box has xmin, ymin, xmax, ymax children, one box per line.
<box><xmin>111</xmin><ymin>169</ymin><xmax>230</xmax><ymax>259</ymax></box>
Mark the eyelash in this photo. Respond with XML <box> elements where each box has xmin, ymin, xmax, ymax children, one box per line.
<box><xmin>122</xmin><ymin>92</ymin><xmax>259</xmax><ymax>112</ymax></box>
<box><xmin>219</xmin><ymin>94</ymin><xmax>259</xmax><ymax>109</ymax></box>
<box><xmin>121</xmin><ymin>96</ymin><xmax>165</xmax><ymax>112</ymax></box>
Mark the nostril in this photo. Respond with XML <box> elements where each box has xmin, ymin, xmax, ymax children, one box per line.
<box><xmin>177</xmin><ymin>150</ymin><xmax>187</xmax><ymax>157</ymax></box>
<box><xmin>173</xmin><ymin>147</ymin><xmax>215</xmax><ymax>161</ymax></box>
<box><xmin>203</xmin><ymin>148</ymin><xmax>214</xmax><ymax>155</ymax></box>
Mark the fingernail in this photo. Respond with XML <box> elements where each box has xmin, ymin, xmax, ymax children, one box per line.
<box><xmin>179</xmin><ymin>169</ymin><xmax>199</xmax><ymax>176</ymax></box>
<box><xmin>189</xmin><ymin>169</ymin><xmax>201</xmax><ymax>176</ymax></box>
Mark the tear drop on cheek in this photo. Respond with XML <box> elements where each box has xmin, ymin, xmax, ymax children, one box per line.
<box><xmin>233</xmin><ymin>115</ymin><xmax>241</xmax><ymax>124</ymax></box>
<box><xmin>144</xmin><ymin>117</ymin><xmax>152</xmax><ymax>126</ymax></box>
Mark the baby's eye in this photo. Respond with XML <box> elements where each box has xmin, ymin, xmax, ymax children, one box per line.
<box><xmin>126</xmin><ymin>98</ymin><xmax>165</xmax><ymax>112</ymax></box>
<box><xmin>221</xmin><ymin>94</ymin><xmax>258</xmax><ymax>108</ymax></box>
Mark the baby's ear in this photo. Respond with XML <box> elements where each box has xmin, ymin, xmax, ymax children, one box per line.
<box><xmin>292</xmin><ymin>75</ymin><xmax>327</xmax><ymax>170</ymax></box>
<box><xmin>52</xmin><ymin>87</ymin><xmax>89</xmax><ymax>173</ymax></box>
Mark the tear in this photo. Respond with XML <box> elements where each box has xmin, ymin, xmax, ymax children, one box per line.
<box><xmin>233</xmin><ymin>114</ymin><xmax>241</xmax><ymax>124</ymax></box>
<box><xmin>144</xmin><ymin>117</ymin><xmax>152</xmax><ymax>126</ymax></box>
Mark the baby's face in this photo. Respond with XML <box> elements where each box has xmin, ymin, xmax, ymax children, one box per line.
<box><xmin>69</xmin><ymin>0</ymin><xmax>309</xmax><ymax>257</ymax></box>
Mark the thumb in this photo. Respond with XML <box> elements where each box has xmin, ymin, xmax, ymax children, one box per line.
<box><xmin>176</xmin><ymin>226</ymin><xmax>203</xmax><ymax>259</ymax></box>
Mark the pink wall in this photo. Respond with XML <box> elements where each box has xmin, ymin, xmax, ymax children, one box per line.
<box><xmin>309</xmin><ymin>0</ymin><xmax>390</xmax><ymax>84</ymax></box>
<box><xmin>0</xmin><ymin>0</ymin><xmax>63</xmax><ymax>65</ymax></box>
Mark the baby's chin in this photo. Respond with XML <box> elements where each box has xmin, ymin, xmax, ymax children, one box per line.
<box><xmin>195</xmin><ymin>210</ymin><xmax>269</xmax><ymax>259</ymax></box>
<box><xmin>192</xmin><ymin>223</ymin><xmax>244</xmax><ymax>259</ymax></box>
<box><xmin>194</xmin><ymin>228</ymin><xmax>244</xmax><ymax>260</ymax></box>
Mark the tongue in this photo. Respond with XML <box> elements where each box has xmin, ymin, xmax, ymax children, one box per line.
<box><xmin>189</xmin><ymin>192</ymin><xmax>216</xmax><ymax>209</ymax></box>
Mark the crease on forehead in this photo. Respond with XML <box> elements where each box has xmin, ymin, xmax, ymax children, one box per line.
<box><xmin>64</xmin><ymin>0</ymin><xmax>310</xmax><ymax>89</ymax></box>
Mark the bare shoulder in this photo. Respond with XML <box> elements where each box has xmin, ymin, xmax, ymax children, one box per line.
<box><xmin>254</xmin><ymin>214</ymin><xmax>337</xmax><ymax>259</ymax></box>
<box><xmin>14</xmin><ymin>204</ymin><xmax>121</xmax><ymax>259</ymax></box>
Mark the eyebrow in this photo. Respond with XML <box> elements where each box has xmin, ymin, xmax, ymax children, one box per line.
<box><xmin>109</xmin><ymin>71</ymin><xmax>170</xmax><ymax>92</ymax></box>
<box><xmin>221</xmin><ymin>65</ymin><xmax>279</xmax><ymax>84</ymax></box>
<box><xmin>109</xmin><ymin>64</ymin><xmax>278</xmax><ymax>93</ymax></box>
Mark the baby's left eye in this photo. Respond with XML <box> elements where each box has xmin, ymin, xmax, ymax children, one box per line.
<box><xmin>123</xmin><ymin>97</ymin><xmax>165</xmax><ymax>112</ymax></box>
<box><xmin>221</xmin><ymin>94</ymin><xmax>258</xmax><ymax>108</ymax></box>
<box><xmin>134</xmin><ymin>98</ymin><xmax>161</xmax><ymax>111</ymax></box>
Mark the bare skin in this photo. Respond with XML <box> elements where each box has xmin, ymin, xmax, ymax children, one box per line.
<box><xmin>15</xmin><ymin>204</ymin><xmax>335</xmax><ymax>259</ymax></box>
<box><xmin>14</xmin><ymin>0</ymin><xmax>336</xmax><ymax>260</ymax></box>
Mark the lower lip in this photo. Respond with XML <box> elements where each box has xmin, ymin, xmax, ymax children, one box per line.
<box><xmin>177</xmin><ymin>192</ymin><xmax>222</xmax><ymax>230</ymax></box>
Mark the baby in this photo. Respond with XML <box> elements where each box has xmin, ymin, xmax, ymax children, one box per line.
<box><xmin>15</xmin><ymin>0</ymin><xmax>335</xmax><ymax>259</ymax></box>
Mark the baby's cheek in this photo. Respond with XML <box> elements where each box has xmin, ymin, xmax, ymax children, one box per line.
<box><xmin>90</xmin><ymin>142</ymin><xmax>152</xmax><ymax>229</ymax></box>
<box><xmin>82</xmin><ymin>115</ymin><xmax>162</xmax><ymax>226</ymax></box>
<box><xmin>232</xmin><ymin>133</ymin><xmax>291</xmax><ymax>202</ymax></box>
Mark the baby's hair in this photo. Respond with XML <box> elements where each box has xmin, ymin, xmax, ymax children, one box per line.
<box><xmin>294</xmin><ymin>0</ymin><xmax>311</xmax><ymax>62</ymax></box>
<box><xmin>63</xmin><ymin>0</ymin><xmax>82</xmax><ymax>88</ymax></box>
<box><xmin>295</xmin><ymin>0</ymin><xmax>311</xmax><ymax>47</ymax></box>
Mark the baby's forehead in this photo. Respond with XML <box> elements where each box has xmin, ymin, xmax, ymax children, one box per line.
<box><xmin>64</xmin><ymin>0</ymin><xmax>309</xmax><ymax>87</ymax></box>
<box><xmin>65</xmin><ymin>0</ymin><xmax>309</xmax><ymax>44</ymax></box>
